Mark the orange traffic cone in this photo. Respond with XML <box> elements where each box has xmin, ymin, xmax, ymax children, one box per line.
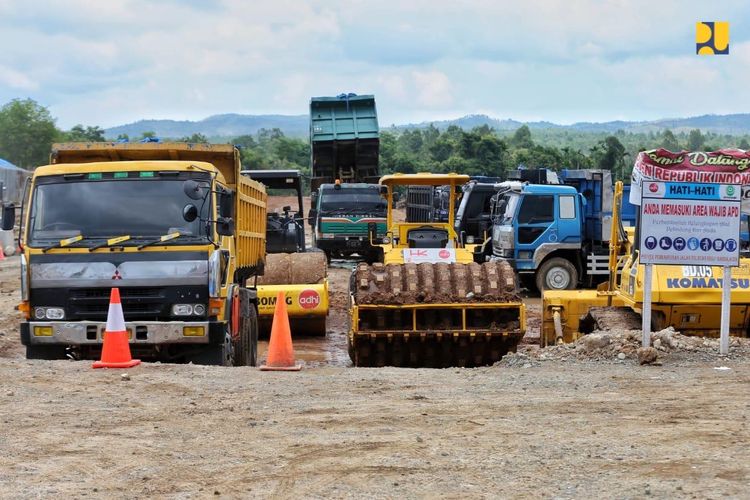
<box><xmin>92</xmin><ymin>288</ymin><xmax>141</xmax><ymax>369</ymax></box>
<box><xmin>260</xmin><ymin>291</ymin><xmax>301</xmax><ymax>371</ymax></box>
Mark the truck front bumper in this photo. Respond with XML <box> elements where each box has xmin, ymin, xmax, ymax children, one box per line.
<box><xmin>21</xmin><ymin>321</ymin><xmax>225</xmax><ymax>346</ymax></box>
<box><xmin>316</xmin><ymin>237</ymin><xmax>372</xmax><ymax>251</ymax></box>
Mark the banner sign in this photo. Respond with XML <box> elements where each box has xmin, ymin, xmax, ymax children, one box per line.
<box><xmin>639</xmin><ymin>181</ymin><xmax>741</xmax><ymax>266</ymax></box>
<box><xmin>630</xmin><ymin>149</ymin><xmax>750</xmax><ymax>214</ymax></box>
<box><xmin>402</xmin><ymin>248</ymin><xmax>456</xmax><ymax>264</ymax></box>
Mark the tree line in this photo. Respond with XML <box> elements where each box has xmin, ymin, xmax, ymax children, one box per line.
<box><xmin>2</xmin><ymin>98</ymin><xmax>750</xmax><ymax>184</ymax></box>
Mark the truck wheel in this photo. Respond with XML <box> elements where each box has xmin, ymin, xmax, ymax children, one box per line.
<box><xmin>26</xmin><ymin>345</ymin><xmax>67</xmax><ymax>360</ymax></box>
<box><xmin>537</xmin><ymin>257</ymin><xmax>578</xmax><ymax>291</ymax></box>
<box><xmin>234</xmin><ymin>304</ymin><xmax>259</xmax><ymax>367</ymax></box>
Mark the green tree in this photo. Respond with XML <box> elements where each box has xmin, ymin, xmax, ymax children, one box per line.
<box><xmin>739</xmin><ymin>137</ymin><xmax>750</xmax><ymax>150</ymax></box>
<box><xmin>590</xmin><ymin>136</ymin><xmax>627</xmax><ymax>179</ymax></box>
<box><xmin>180</xmin><ymin>133</ymin><xmax>209</xmax><ymax>143</ymax></box>
<box><xmin>510</xmin><ymin>125</ymin><xmax>533</xmax><ymax>148</ymax></box>
<box><xmin>64</xmin><ymin>124</ymin><xmax>106</xmax><ymax>142</ymax></box>
<box><xmin>687</xmin><ymin>129</ymin><xmax>705</xmax><ymax>151</ymax></box>
<box><xmin>0</xmin><ymin>98</ymin><xmax>59</xmax><ymax>168</ymax></box>
<box><xmin>659</xmin><ymin>129</ymin><xmax>679</xmax><ymax>151</ymax></box>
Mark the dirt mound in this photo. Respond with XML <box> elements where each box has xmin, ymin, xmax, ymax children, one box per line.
<box><xmin>257</xmin><ymin>252</ymin><xmax>327</xmax><ymax>285</ymax></box>
<box><xmin>354</xmin><ymin>261</ymin><xmax>520</xmax><ymax>305</ymax></box>
<box><xmin>499</xmin><ymin>326</ymin><xmax>750</xmax><ymax>366</ymax></box>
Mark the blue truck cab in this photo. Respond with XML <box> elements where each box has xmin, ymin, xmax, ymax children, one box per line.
<box><xmin>491</xmin><ymin>169</ymin><xmax>633</xmax><ymax>291</ymax></box>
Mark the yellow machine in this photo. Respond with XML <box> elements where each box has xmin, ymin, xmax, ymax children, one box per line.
<box><xmin>243</xmin><ymin>170</ymin><xmax>329</xmax><ymax>336</ymax></box>
<box><xmin>348</xmin><ymin>173</ymin><xmax>526</xmax><ymax>367</ymax></box>
<box><xmin>2</xmin><ymin>142</ymin><xmax>267</xmax><ymax>365</ymax></box>
<box><xmin>541</xmin><ymin>181</ymin><xmax>750</xmax><ymax>346</ymax></box>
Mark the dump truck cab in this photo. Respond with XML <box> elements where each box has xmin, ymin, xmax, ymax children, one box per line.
<box><xmin>8</xmin><ymin>143</ymin><xmax>267</xmax><ymax>365</ymax></box>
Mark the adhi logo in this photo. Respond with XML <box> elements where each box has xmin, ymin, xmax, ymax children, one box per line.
<box><xmin>649</xmin><ymin>183</ymin><xmax>659</xmax><ymax>193</ymax></box>
<box><xmin>439</xmin><ymin>249</ymin><xmax>451</xmax><ymax>259</ymax></box>
<box><xmin>298</xmin><ymin>289</ymin><xmax>320</xmax><ymax>309</ymax></box>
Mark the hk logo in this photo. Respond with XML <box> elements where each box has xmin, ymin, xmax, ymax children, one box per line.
<box><xmin>696</xmin><ymin>22</ymin><xmax>729</xmax><ymax>55</ymax></box>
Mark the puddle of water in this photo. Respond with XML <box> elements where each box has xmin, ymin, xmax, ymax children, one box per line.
<box><xmin>258</xmin><ymin>331</ymin><xmax>351</xmax><ymax>368</ymax></box>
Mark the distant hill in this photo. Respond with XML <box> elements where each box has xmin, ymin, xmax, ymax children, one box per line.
<box><xmin>105</xmin><ymin>112</ymin><xmax>750</xmax><ymax>140</ymax></box>
<box><xmin>105</xmin><ymin>113</ymin><xmax>308</xmax><ymax>139</ymax></box>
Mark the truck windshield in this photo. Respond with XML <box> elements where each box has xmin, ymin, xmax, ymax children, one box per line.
<box><xmin>28</xmin><ymin>177</ymin><xmax>211</xmax><ymax>245</ymax></box>
<box><xmin>320</xmin><ymin>189</ymin><xmax>385</xmax><ymax>214</ymax></box>
<box><xmin>495</xmin><ymin>194</ymin><xmax>518</xmax><ymax>225</ymax></box>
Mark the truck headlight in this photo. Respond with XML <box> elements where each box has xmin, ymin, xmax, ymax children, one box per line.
<box><xmin>33</xmin><ymin>307</ymin><xmax>65</xmax><ymax>320</ymax></box>
<box><xmin>172</xmin><ymin>304</ymin><xmax>206</xmax><ymax>316</ymax></box>
<box><xmin>320</xmin><ymin>233</ymin><xmax>334</xmax><ymax>239</ymax></box>
<box><xmin>466</xmin><ymin>235</ymin><xmax>475</xmax><ymax>244</ymax></box>
<box><xmin>208</xmin><ymin>250</ymin><xmax>221</xmax><ymax>298</ymax></box>
<box><xmin>21</xmin><ymin>254</ymin><xmax>28</xmax><ymax>301</ymax></box>
<box><xmin>381</xmin><ymin>236</ymin><xmax>390</xmax><ymax>245</ymax></box>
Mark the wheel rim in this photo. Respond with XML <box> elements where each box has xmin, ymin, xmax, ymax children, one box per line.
<box><xmin>546</xmin><ymin>266</ymin><xmax>571</xmax><ymax>289</ymax></box>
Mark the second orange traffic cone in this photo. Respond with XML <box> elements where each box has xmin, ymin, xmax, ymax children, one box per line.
<box><xmin>260</xmin><ymin>291</ymin><xmax>301</xmax><ymax>371</ymax></box>
<box><xmin>92</xmin><ymin>288</ymin><xmax>141</xmax><ymax>369</ymax></box>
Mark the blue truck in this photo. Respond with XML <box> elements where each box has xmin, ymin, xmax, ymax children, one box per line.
<box><xmin>490</xmin><ymin>169</ymin><xmax>636</xmax><ymax>291</ymax></box>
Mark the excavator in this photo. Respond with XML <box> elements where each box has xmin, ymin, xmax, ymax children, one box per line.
<box><xmin>348</xmin><ymin>173</ymin><xmax>526</xmax><ymax>367</ymax></box>
<box><xmin>541</xmin><ymin>148</ymin><xmax>750</xmax><ymax>346</ymax></box>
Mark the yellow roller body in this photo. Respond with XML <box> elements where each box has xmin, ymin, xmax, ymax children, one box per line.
<box><xmin>256</xmin><ymin>252</ymin><xmax>329</xmax><ymax>336</ymax></box>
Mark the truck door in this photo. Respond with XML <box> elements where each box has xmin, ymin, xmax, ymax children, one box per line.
<box><xmin>514</xmin><ymin>194</ymin><xmax>555</xmax><ymax>268</ymax></box>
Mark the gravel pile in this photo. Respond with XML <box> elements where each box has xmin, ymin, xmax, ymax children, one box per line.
<box><xmin>498</xmin><ymin>326</ymin><xmax>750</xmax><ymax>367</ymax></box>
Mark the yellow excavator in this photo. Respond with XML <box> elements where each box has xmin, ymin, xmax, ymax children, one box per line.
<box><xmin>541</xmin><ymin>149</ymin><xmax>750</xmax><ymax>345</ymax></box>
<box><xmin>348</xmin><ymin>173</ymin><xmax>526</xmax><ymax>367</ymax></box>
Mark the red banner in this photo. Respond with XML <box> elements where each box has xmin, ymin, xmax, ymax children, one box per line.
<box><xmin>630</xmin><ymin>149</ymin><xmax>750</xmax><ymax>212</ymax></box>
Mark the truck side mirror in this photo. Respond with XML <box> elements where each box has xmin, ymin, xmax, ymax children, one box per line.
<box><xmin>308</xmin><ymin>209</ymin><xmax>317</xmax><ymax>227</ymax></box>
<box><xmin>216</xmin><ymin>217</ymin><xmax>234</xmax><ymax>236</ymax></box>
<box><xmin>182</xmin><ymin>204</ymin><xmax>198</xmax><ymax>222</ymax></box>
<box><xmin>1</xmin><ymin>204</ymin><xmax>14</xmax><ymax>231</ymax></box>
<box><xmin>219</xmin><ymin>191</ymin><xmax>234</xmax><ymax>218</ymax></box>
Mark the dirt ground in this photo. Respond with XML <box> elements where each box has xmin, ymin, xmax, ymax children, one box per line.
<box><xmin>2</xmin><ymin>256</ymin><xmax>750</xmax><ymax>498</ymax></box>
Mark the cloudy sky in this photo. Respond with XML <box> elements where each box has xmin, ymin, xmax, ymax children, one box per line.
<box><xmin>0</xmin><ymin>0</ymin><xmax>748</xmax><ymax>129</ymax></box>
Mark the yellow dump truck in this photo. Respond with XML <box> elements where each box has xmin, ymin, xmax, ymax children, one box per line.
<box><xmin>2</xmin><ymin>142</ymin><xmax>267</xmax><ymax>365</ymax></box>
<box><xmin>348</xmin><ymin>173</ymin><xmax>526</xmax><ymax>367</ymax></box>
<box><xmin>541</xmin><ymin>149</ymin><xmax>750</xmax><ymax>345</ymax></box>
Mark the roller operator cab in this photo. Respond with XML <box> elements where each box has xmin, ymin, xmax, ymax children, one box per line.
<box><xmin>8</xmin><ymin>142</ymin><xmax>267</xmax><ymax>365</ymax></box>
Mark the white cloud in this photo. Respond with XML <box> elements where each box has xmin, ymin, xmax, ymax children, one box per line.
<box><xmin>411</xmin><ymin>70</ymin><xmax>453</xmax><ymax>108</ymax></box>
<box><xmin>0</xmin><ymin>0</ymin><xmax>748</xmax><ymax>128</ymax></box>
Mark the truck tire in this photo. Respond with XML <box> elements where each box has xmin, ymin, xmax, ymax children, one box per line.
<box><xmin>234</xmin><ymin>303</ymin><xmax>259</xmax><ymax>367</ymax></box>
<box><xmin>536</xmin><ymin>257</ymin><xmax>578</xmax><ymax>291</ymax></box>
<box><xmin>26</xmin><ymin>345</ymin><xmax>67</xmax><ymax>360</ymax></box>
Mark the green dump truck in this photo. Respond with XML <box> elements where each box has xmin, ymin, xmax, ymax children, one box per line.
<box><xmin>308</xmin><ymin>94</ymin><xmax>387</xmax><ymax>262</ymax></box>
